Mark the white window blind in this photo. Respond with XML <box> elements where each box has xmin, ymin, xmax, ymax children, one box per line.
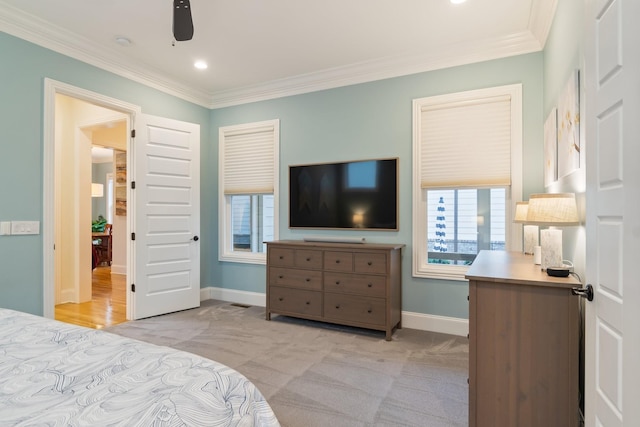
<box><xmin>420</xmin><ymin>95</ymin><xmax>511</xmax><ymax>188</ymax></box>
<box><xmin>221</xmin><ymin>122</ymin><xmax>276</xmax><ymax>195</ymax></box>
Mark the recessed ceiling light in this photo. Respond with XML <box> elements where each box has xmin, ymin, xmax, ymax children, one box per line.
<box><xmin>194</xmin><ymin>60</ymin><xmax>208</xmax><ymax>70</ymax></box>
<box><xmin>450</xmin><ymin>0</ymin><xmax>467</xmax><ymax>4</ymax></box>
<box><xmin>114</xmin><ymin>36</ymin><xmax>132</xmax><ymax>47</ymax></box>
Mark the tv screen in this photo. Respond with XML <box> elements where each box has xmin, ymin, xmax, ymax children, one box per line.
<box><xmin>289</xmin><ymin>158</ymin><xmax>398</xmax><ymax>230</ymax></box>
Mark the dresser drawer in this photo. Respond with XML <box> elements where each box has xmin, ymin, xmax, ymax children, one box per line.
<box><xmin>354</xmin><ymin>252</ymin><xmax>387</xmax><ymax>274</ymax></box>
<box><xmin>324</xmin><ymin>251</ymin><xmax>353</xmax><ymax>272</ymax></box>
<box><xmin>269</xmin><ymin>267</ymin><xmax>322</xmax><ymax>291</ymax></box>
<box><xmin>323</xmin><ymin>273</ymin><xmax>386</xmax><ymax>298</ymax></box>
<box><xmin>269</xmin><ymin>248</ymin><xmax>295</xmax><ymax>267</ymax></box>
<box><xmin>323</xmin><ymin>293</ymin><xmax>386</xmax><ymax>326</ymax></box>
<box><xmin>269</xmin><ymin>286</ymin><xmax>322</xmax><ymax>317</ymax></box>
<box><xmin>294</xmin><ymin>249</ymin><xmax>323</xmax><ymax>269</ymax></box>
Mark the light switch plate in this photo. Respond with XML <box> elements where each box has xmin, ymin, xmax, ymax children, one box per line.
<box><xmin>11</xmin><ymin>221</ymin><xmax>40</xmax><ymax>235</ymax></box>
<box><xmin>0</xmin><ymin>221</ymin><xmax>11</xmax><ymax>235</ymax></box>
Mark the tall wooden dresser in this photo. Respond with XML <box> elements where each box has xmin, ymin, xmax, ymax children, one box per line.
<box><xmin>265</xmin><ymin>240</ymin><xmax>404</xmax><ymax>340</ymax></box>
<box><xmin>465</xmin><ymin>250</ymin><xmax>581</xmax><ymax>427</ymax></box>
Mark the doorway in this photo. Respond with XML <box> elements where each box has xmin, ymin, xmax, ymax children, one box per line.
<box><xmin>51</xmin><ymin>96</ymin><xmax>130</xmax><ymax>328</ymax></box>
<box><xmin>42</xmin><ymin>78</ymin><xmax>140</xmax><ymax>322</ymax></box>
<box><xmin>43</xmin><ymin>79</ymin><xmax>202</xmax><ymax>323</ymax></box>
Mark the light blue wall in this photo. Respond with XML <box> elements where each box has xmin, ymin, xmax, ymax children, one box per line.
<box><xmin>544</xmin><ymin>0</ymin><xmax>584</xmax><ymax>116</ymax></box>
<box><xmin>208</xmin><ymin>52</ymin><xmax>545</xmax><ymax>319</ymax></box>
<box><xmin>0</xmin><ymin>29</ymin><xmax>547</xmax><ymax>320</ymax></box>
<box><xmin>542</xmin><ymin>0</ymin><xmax>586</xmax><ymax>279</ymax></box>
<box><xmin>0</xmin><ymin>32</ymin><xmax>210</xmax><ymax>315</ymax></box>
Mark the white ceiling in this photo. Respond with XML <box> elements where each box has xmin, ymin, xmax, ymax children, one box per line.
<box><xmin>91</xmin><ymin>146</ymin><xmax>114</xmax><ymax>164</ymax></box>
<box><xmin>0</xmin><ymin>0</ymin><xmax>556</xmax><ymax>108</ymax></box>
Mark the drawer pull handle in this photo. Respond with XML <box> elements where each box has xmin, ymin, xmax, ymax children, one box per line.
<box><xmin>367</xmin><ymin>261</ymin><xmax>372</xmax><ymax>266</ymax></box>
<box><xmin>306</xmin><ymin>257</ymin><xmax>311</xmax><ymax>261</ymax></box>
<box><xmin>335</xmin><ymin>281</ymin><xmax>340</xmax><ymax>285</ymax></box>
<box><xmin>367</xmin><ymin>283</ymin><xmax>372</xmax><ymax>288</ymax></box>
<box><xmin>367</xmin><ymin>309</ymin><xmax>372</xmax><ymax>314</ymax></box>
<box><xmin>305</xmin><ymin>278</ymin><xmax>310</xmax><ymax>282</ymax></box>
<box><xmin>335</xmin><ymin>260</ymin><xmax>340</xmax><ymax>264</ymax></box>
<box><xmin>279</xmin><ymin>256</ymin><xmax>284</xmax><ymax>260</ymax></box>
<box><xmin>279</xmin><ymin>297</ymin><xmax>284</xmax><ymax>301</ymax></box>
<box><xmin>306</xmin><ymin>301</ymin><xmax>310</xmax><ymax>305</ymax></box>
<box><xmin>335</xmin><ymin>305</ymin><xmax>340</xmax><ymax>309</ymax></box>
<box><xmin>278</xmin><ymin>275</ymin><xmax>283</xmax><ymax>279</ymax></box>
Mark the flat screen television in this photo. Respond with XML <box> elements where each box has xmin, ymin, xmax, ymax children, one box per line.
<box><xmin>289</xmin><ymin>158</ymin><xmax>398</xmax><ymax>230</ymax></box>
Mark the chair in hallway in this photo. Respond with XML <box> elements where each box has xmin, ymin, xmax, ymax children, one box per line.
<box><xmin>92</xmin><ymin>223</ymin><xmax>112</xmax><ymax>266</ymax></box>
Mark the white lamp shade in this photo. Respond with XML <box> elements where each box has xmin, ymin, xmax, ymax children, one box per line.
<box><xmin>526</xmin><ymin>193</ymin><xmax>579</xmax><ymax>226</ymax></box>
<box><xmin>513</xmin><ymin>201</ymin><xmax>529</xmax><ymax>223</ymax></box>
<box><xmin>91</xmin><ymin>183</ymin><xmax>104</xmax><ymax>197</ymax></box>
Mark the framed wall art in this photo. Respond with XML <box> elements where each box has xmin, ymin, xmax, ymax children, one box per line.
<box><xmin>544</xmin><ymin>107</ymin><xmax>558</xmax><ymax>187</ymax></box>
<box><xmin>557</xmin><ymin>70</ymin><xmax>581</xmax><ymax>178</ymax></box>
<box><xmin>115</xmin><ymin>151</ymin><xmax>127</xmax><ymax>216</ymax></box>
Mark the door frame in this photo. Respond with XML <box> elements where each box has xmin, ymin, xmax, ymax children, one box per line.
<box><xmin>43</xmin><ymin>78</ymin><xmax>141</xmax><ymax>319</ymax></box>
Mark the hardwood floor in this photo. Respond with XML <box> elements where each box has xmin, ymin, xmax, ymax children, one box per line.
<box><xmin>55</xmin><ymin>266</ymin><xmax>127</xmax><ymax>329</ymax></box>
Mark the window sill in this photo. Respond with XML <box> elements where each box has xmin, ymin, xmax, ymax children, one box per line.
<box><xmin>413</xmin><ymin>265</ymin><xmax>470</xmax><ymax>282</ymax></box>
<box><xmin>219</xmin><ymin>252</ymin><xmax>266</xmax><ymax>265</ymax></box>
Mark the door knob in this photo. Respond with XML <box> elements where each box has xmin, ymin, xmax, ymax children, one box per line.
<box><xmin>571</xmin><ymin>284</ymin><xmax>594</xmax><ymax>301</ymax></box>
<box><xmin>192</xmin><ymin>236</ymin><xmax>199</xmax><ymax>241</ymax></box>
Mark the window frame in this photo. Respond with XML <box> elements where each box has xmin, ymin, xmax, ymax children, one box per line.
<box><xmin>218</xmin><ymin>119</ymin><xmax>279</xmax><ymax>264</ymax></box>
<box><xmin>412</xmin><ymin>84</ymin><xmax>523</xmax><ymax>280</ymax></box>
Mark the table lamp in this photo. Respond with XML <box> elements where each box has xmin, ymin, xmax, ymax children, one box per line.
<box><xmin>91</xmin><ymin>183</ymin><xmax>104</xmax><ymax>198</ymax></box>
<box><xmin>526</xmin><ymin>193</ymin><xmax>580</xmax><ymax>273</ymax></box>
<box><xmin>513</xmin><ymin>201</ymin><xmax>538</xmax><ymax>255</ymax></box>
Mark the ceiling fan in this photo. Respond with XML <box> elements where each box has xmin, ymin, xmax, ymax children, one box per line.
<box><xmin>173</xmin><ymin>0</ymin><xmax>194</xmax><ymax>41</ymax></box>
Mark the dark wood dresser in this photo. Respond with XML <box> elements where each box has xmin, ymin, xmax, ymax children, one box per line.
<box><xmin>265</xmin><ymin>240</ymin><xmax>404</xmax><ymax>340</ymax></box>
<box><xmin>466</xmin><ymin>250</ymin><xmax>581</xmax><ymax>427</ymax></box>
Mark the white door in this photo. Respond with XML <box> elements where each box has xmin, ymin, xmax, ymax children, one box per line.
<box><xmin>584</xmin><ymin>0</ymin><xmax>640</xmax><ymax>425</ymax></box>
<box><xmin>132</xmin><ymin>114</ymin><xmax>200</xmax><ymax>319</ymax></box>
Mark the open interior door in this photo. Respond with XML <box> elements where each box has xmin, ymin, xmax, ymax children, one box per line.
<box><xmin>584</xmin><ymin>0</ymin><xmax>640</xmax><ymax>424</ymax></box>
<box><xmin>132</xmin><ymin>114</ymin><xmax>200</xmax><ymax>319</ymax></box>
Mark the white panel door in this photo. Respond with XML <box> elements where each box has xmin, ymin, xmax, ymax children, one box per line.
<box><xmin>584</xmin><ymin>0</ymin><xmax>640</xmax><ymax>425</ymax></box>
<box><xmin>133</xmin><ymin>114</ymin><xmax>200</xmax><ymax>319</ymax></box>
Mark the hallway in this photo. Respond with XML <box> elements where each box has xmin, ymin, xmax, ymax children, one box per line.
<box><xmin>55</xmin><ymin>266</ymin><xmax>127</xmax><ymax>329</ymax></box>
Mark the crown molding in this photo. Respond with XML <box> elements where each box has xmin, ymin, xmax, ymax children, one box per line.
<box><xmin>208</xmin><ymin>30</ymin><xmax>543</xmax><ymax>109</ymax></box>
<box><xmin>1</xmin><ymin>1</ymin><xmax>553</xmax><ymax>110</ymax></box>
<box><xmin>0</xmin><ymin>3</ymin><xmax>212</xmax><ymax>108</ymax></box>
<box><xmin>528</xmin><ymin>0</ymin><xmax>559</xmax><ymax>47</ymax></box>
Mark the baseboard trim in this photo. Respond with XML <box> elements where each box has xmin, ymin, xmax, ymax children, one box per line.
<box><xmin>201</xmin><ymin>287</ymin><xmax>267</xmax><ymax>307</ymax></box>
<box><xmin>401</xmin><ymin>311</ymin><xmax>469</xmax><ymax>337</ymax></box>
<box><xmin>59</xmin><ymin>289</ymin><xmax>75</xmax><ymax>304</ymax></box>
<box><xmin>200</xmin><ymin>286</ymin><xmax>468</xmax><ymax>337</ymax></box>
<box><xmin>110</xmin><ymin>264</ymin><xmax>126</xmax><ymax>275</ymax></box>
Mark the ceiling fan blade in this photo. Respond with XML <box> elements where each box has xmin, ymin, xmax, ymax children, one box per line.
<box><xmin>173</xmin><ymin>0</ymin><xmax>194</xmax><ymax>41</ymax></box>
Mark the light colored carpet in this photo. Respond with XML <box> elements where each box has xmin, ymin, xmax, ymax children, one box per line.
<box><xmin>106</xmin><ymin>299</ymin><xmax>469</xmax><ymax>427</ymax></box>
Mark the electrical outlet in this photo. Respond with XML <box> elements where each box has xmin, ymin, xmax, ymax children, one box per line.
<box><xmin>11</xmin><ymin>221</ymin><xmax>40</xmax><ymax>235</ymax></box>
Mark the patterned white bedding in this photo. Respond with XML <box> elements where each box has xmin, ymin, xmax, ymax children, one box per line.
<box><xmin>0</xmin><ymin>308</ymin><xmax>280</xmax><ymax>426</ymax></box>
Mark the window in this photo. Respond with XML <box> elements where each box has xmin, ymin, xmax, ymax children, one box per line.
<box><xmin>230</xmin><ymin>194</ymin><xmax>274</xmax><ymax>253</ymax></box>
<box><xmin>412</xmin><ymin>85</ymin><xmax>522</xmax><ymax>280</ymax></box>
<box><xmin>219</xmin><ymin>119</ymin><xmax>279</xmax><ymax>264</ymax></box>
<box><xmin>427</xmin><ymin>188</ymin><xmax>506</xmax><ymax>265</ymax></box>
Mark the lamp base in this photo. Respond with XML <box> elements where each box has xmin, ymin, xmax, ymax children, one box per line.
<box><xmin>540</xmin><ymin>229</ymin><xmax>563</xmax><ymax>271</ymax></box>
<box><xmin>523</xmin><ymin>225</ymin><xmax>539</xmax><ymax>255</ymax></box>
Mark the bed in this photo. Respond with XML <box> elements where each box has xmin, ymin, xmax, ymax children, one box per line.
<box><xmin>0</xmin><ymin>308</ymin><xmax>280</xmax><ymax>426</ymax></box>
